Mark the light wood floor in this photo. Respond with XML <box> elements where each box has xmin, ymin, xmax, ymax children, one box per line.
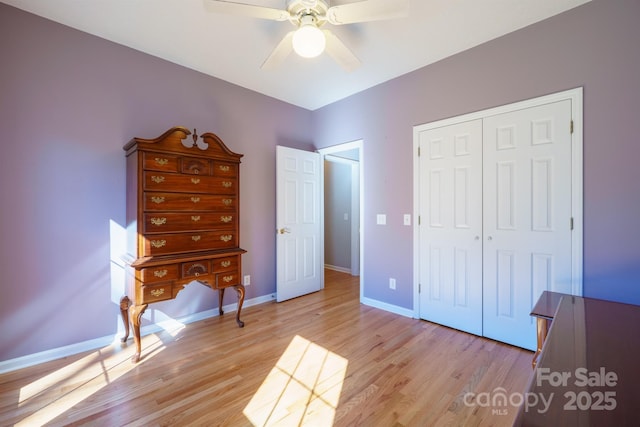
<box><xmin>0</xmin><ymin>270</ymin><xmax>534</xmax><ymax>426</ymax></box>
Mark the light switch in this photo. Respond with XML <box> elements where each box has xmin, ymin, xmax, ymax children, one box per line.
<box><xmin>344</xmin><ymin>213</ymin><xmax>349</xmax><ymax>221</ymax></box>
<box><xmin>404</xmin><ymin>214</ymin><xmax>411</xmax><ymax>226</ymax></box>
<box><xmin>376</xmin><ymin>214</ymin><xmax>386</xmax><ymax>225</ymax></box>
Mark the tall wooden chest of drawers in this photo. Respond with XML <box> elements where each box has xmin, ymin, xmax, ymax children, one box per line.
<box><xmin>120</xmin><ymin>126</ymin><xmax>246</xmax><ymax>363</ymax></box>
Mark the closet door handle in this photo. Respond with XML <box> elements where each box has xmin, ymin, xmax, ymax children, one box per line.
<box><xmin>487</xmin><ymin>236</ymin><xmax>493</xmax><ymax>241</ymax></box>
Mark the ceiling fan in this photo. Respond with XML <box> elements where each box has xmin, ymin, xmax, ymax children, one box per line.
<box><xmin>203</xmin><ymin>0</ymin><xmax>409</xmax><ymax>71</ymax></box>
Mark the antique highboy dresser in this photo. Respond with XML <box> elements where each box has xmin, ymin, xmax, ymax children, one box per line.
<box><xmin>120</xmin><ymin>126</ymin><xmax>246</xmax><ymax>362</ymax></box>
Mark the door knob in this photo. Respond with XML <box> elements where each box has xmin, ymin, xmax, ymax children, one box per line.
<box><xmin>278</xmin><ymin>228</ymin><xmax>291</xmax><ymax>234</ymax></box>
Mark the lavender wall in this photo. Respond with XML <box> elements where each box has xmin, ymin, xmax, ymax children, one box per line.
<box><xmin>313</xmin><ymin>0</ymin><xmax>640</xmax><ymax>308</ymax></box>
<box><xmin>2</xmin><ymin>0</ymin><xmax>639</xmax><ymax>364</ymax></box>
<box><xmin>0</xmin><ymin>4</ymin><xmax>313</xmax><ymax>361</ymax></box>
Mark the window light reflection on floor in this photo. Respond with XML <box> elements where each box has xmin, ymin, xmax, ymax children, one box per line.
<box><xmin>243</xmin><ymin>335</ymin><xmax>348</xmax><ymax>426</ymax></box>
<box><xmin>16</xmin><ymin>335</ymin><xmax>165</xmax><ymax>426</ymax></box>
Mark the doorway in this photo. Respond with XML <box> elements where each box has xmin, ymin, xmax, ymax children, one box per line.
<box><xmin>319</xmin><ymin>141</ymin><xmax>363</xmax><ymax>300</ymax></box>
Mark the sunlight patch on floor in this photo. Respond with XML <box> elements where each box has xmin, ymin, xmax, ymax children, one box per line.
<box><xmin>16</xmin><ymin>334</ymin><xmax>165</xmax><ymax>426</ymax></box>
<box><xmin>152</xmin><ymin>311</ymin><xmax>186</xmax><ymax>337</ymax></box>
<box><xmin>243</xmin><ymin>335</ymin><xmax>348</xmax><ymax>426</ymax></box>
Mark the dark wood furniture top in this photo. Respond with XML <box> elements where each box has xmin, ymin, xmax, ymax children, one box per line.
<box><xmin>515</xmin><ymin>294</ymin><xmax>640</xmax><ymax>426</ymax></box>
<box><xmin>530</xmin><ymin>291</ymin><xmax>570</xmax><ymax>321</ymax></box>
<box><xmin>530</xmin><ymin>291</ymin><xmax>572</xmax><ymax>368</ymax></box>
<box><xmin>119</xmin><ymin>127</ymin><xmax>246</xmax><ymax>363</ymax></box>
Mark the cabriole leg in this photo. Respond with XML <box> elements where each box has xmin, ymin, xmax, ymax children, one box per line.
<box><xmin>218</xmin><ymin>288</ymin><xmax>225</xmax><ymax>315</ymax></box>
<box><xmin>119</xmin><ymin>296</ymin><xmax>131</xmax><ymax>343</ymax></box>
<box><xmin>130</xmin><ymin>303</ymin><xmax>148</xmax><ymax>363</ymax></box>
<box><xmin>234</xmin><ymin>284</ymin><xmax>245</xmax><ymax>328</ymax></box>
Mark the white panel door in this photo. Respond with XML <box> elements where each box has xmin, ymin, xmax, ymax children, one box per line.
<box><xmin>482</xmin><ymin>100</ymin><xmax>573</xmax><ymax>350</ymax></box>
<box><xmin>418</xmin><ymin>120</ymin><xmax>483</xmax><ymax>335</ymax></box>
<box><xmin>276</xmin><ymin>146</ymin><xmax>322</xmax><ymax>302</ymax></box>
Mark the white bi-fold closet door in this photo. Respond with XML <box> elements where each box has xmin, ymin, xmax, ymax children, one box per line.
<box><xmin>415</xmin><ymin>91</ymin><xmax>581</xmax><ymax>351</ymax></box>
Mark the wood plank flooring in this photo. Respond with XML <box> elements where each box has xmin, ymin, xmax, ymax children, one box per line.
<box><xmin>0</xmin><ymin>270</ymin><xmax>534</xmax><ymax>426</ymax></box>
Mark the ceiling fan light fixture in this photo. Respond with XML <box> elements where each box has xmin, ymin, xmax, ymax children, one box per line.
<box><xmin>292</xmin><ymin>16</ymin><xmax>325</xmax><ymax>58</ymax></box>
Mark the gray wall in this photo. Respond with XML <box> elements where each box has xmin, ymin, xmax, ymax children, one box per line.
<box><xmin>324</xmin><ymin>160</ymin><xmax>352</xmax><ymax>270</ymax></box>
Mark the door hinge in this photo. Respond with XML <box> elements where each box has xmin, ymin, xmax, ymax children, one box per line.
<box><xmin>570</xmin><ymin>217</ymin><xmax>574</xmax><ymax>230</ymax></box>
<box><xmin>570</xmin><ymin>120</ymin><xmax>574</xmax><ymax>134</ymax></box>
<box><xmin>418</xmin><ymin>215</ymin><xmax>421</xmax><ymax>225</ymax></box>
<box><xmin>419</xmin><ymin>283</ymin><xmax>421</xmax><ymax>293</ymax></box>
<box><xmin>418</xmin><ymin>146</ymin><xmax>421</xmax><ymax>156</ymax></box>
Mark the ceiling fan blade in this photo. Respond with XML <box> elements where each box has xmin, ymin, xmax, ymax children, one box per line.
<box><xmin>261</xmin><ymin>32</ymin><xmax>295</xmax><ymax>70</ymax></box>
<box><xmin>327</xmin><ymin>0</ymin><xmax>409</xmax><ymax>25</ymax></box>
<box><xmin>203</xmin><ymin>0</ymin><xmax>289</xmax><ymax>21</ymax></box>
<box><xmin>323</xmin><ymin>30</ymin><xmax>361</xmax><ymax>72</ymax></box>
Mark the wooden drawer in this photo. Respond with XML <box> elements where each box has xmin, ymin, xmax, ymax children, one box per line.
<box><xmin>213</xmin><ymin>161</ymin><xmax>238</xmax><ymax>178</ymax></box>
<box><xmin>143</xmin><ymin>212</ymin><xmax>237</xmax><ymax>233</ymax></box>
<box><xmin>144</xmin><ymin>192</ymin><xmax>236</xmax><ymax>212</ymax></box>
<box><xmin>143</xmin><ymin>230</ymin><xmax>238</xmax><ymax>256</ymax></box>
<box><xmin>213</xmin><ymin>256</ymin><xmax>238</xmax><ymax>272</ymax></box>
<box><xmin>141</xmin><ymin>283</ymin><xmax>173</xmax><ymax>303</ymax></box>
<box><xmin>143</xmin><ymin>153</ymin><xmax>179</xmax><ymax>172</ymax></box>
<box><xmin>144</xmin><ymin>172</ymin><xmax>236</xmax><ymax>194</ymax></box>
<box><xmin>181</xmin><ymin>157</ymin><xmax>211</xmax><ymax>175</ymax></box>
<box><xmin>181</xmin><ymin>261</ymin><xmax>210</xmax><ymax>279</ymax></box>
<box><xmin>137</xmin><ymin>264</ymin><xmax>180</xmax><ymax>283</ymax></box>
<box><xmin>215</xmin><ymin>270</ymin><xmax>240</xmax><ymax>289</ymax></box>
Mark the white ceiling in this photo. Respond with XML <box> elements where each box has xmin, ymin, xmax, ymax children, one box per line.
<box><xmin>2</xmin><ymin>0</ymin><xmax>591</xmax><ymax>110</ymax></box>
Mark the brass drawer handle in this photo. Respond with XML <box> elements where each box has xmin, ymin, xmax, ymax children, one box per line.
<box><xmin>220</xmin><ymin>235</ymin><xmax>232</xmax><ymax>242</ymax></box>
<box><xmin>150</xmin><ymin>217</ymin><xmax>167</xmax><ymax>226</ymax></box>
<box><xmin>222</xmin><ymin>275</ymin><xmax>234</xmax><ymax>283</ymax></box>
<box><xmin>222</xmin><ymin>181</ymin><xmax>232</xmax><ymax>188</ymax></box>
<box><xmin>155</xmin><ymin>158</ymin><xmax>169</xmax><ymax>166</ymax></box>
<box><xmin>154</xmin><ymin>269</ymin><xmax>168</xmax><ymax>278</ymax></box>
<box><xmin>222</xmin><ymin>198</ymin><xmax>232</xmax><ymax>206</ymax></box>
<box><xmin>191</xmin><ymin>178</ymin><xmax>201</xmax><ymax>184</ymax></box>
<box><xmin>221</xmin><ymin>260</ymin><xmax>231</xmax><ymax>268</ymax></box>
<box><xmin>220</xmin><ymin>215</ymin><xmax>232</xmax><ymax>223</ymax></box>
<box><xmin>219</xmin><ymin>165</ymin><xmax>230</xmax><ymax>172</ymax></box>
<box><xmin>151</xmin><ymin>196</ymin><xmax>165</xmax><ymax>204</ymax></box>
<box><xmin>151</xmin><ymin>175</ymin><xmax>165</xmax><ymax>184</ymax></box>
<box><xmin>150</xmin><ymin>288</ymin><xmax>165</xmax><ymax>297</ymax></box>
<box><xmin>150</xmin><ymin>239</ymin><xmax>166</xmax><ymax>248</ymax></box>
<box><xmin>192</xmin><ymin>235</ymin><xmax>201</xmax><ymax>242</ymax></box>
<box><xmin>191</xmin><ymin>197</ymin><xmax>200</xmax><ymax>203</ymax></box>
<box><xmin>191</xmin><ymin>215</ymin><xmax>201</xmax><ymax>222</ymax></box>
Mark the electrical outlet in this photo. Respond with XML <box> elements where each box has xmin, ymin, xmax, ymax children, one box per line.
<box><xmin>244</xmin><ymin>275</ymin><xmax>250</xmax><ymax>286</ymax></box>
<box><xmin>389</xmin><ymin>278</ymin><xmax>396</xmax><ymax>290</ymax></box>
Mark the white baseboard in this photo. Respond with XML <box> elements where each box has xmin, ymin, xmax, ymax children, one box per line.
<box><xmin>360</xmin><ymin>296</ymin><xmax>415</xmax><ymax>318</ymax></box>
<box><xmin>0</xmin><ymin>293</ymin><xmax>276</xmax><ymax>374</ymax></box>
<box><xmin>1</xmin><ymin>293</ymin><xmax>413</xmax><ymax>374</ymax></box>
<box><xmin>324</xmin><ymin>264</ymin><xmax>352</xmax><ymax>274</ymax></box>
